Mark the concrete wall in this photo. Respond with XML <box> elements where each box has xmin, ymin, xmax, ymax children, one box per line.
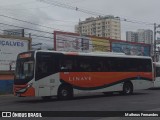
<box><xmin>0</xmin><ymin>74</ymin><xmax>14</xmax><ymax>94</ymax></box>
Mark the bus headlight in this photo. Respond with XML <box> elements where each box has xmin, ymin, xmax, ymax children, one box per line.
<box><xmin>16</xmin><ymin>83</ymin><xmax>32</xmax><ymax>93</ymax></box>
<box><xmin>18</xmin><ymin>88</ymin><xmax>27</xmax><ymax>93</ymax></box>
<box><xmin>27</xmin><ymin>83</ymin><xmax>33</xmax><ymax>88</ymax></box>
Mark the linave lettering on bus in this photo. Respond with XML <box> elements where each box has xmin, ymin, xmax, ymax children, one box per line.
<box><xmin>0</xmin><ymin>41</ymin><xmax>24</xmax><ymax>47</ymax></box>
<box><xmin>69</xmin><ymin>76</ymin><xmax>91</xmax><ymax>81</ymax></box>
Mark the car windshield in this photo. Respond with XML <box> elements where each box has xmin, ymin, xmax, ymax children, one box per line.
<box><xmin>15</xmin><ymin>60</ymin><xmax>34</xmax><ymax>80</ymax></box>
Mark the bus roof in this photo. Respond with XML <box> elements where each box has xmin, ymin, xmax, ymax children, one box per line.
<box><xmin>34</xmin><ymin>50</ymin><xmax>152</xmax><ymax>59</ymax></box>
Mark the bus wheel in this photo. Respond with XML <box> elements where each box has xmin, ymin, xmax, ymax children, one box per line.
<box><xmin>123</xmin><ymin>82</ymin><xmax>133</xmax><ymax>95</ymax></box>
<box><xmin>57</xmin><ymin>84</ymin><xmax>73</xmax><ymax>100</ymax></box>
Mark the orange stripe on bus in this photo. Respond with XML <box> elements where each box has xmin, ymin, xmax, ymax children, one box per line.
<box><xmin>14</xmin><ymin>85</ymin><xmax>35</xmax><ymax>97</ymax></box>
<box><xmin>21</xmin><ymin>87</ymin><xmax>35</xmax><ymax>97</ymax></box>
<box><xmin>60</xmin><ymin>72</ymin><xmax>153</xmax><ymax>87</ymax></box>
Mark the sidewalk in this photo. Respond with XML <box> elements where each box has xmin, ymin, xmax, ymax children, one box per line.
<box><xmin>0</xmin><ymin>93</ymin><xmax>13</xmax><ymax>96</ymax></box>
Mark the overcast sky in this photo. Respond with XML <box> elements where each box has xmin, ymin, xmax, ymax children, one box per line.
<box><xmin>0</xmin><ymin>0</ymin><xmax>160</xmax><ymax>47</ymax></box>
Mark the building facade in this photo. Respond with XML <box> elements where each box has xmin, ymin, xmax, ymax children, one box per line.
<box><xmin>126</xmin><ymin>31</ymin><xmax>138</xmax><ymax>42</ymax></box>
<box><xmin>144</xmin><ymin>30</ymin><xmax>153</xmax><ymax>44</ymax></box>
<box><xmin>126</xmin><ymin>29</ymin><xmax>153</xmax><ymax>44</ymax></box>
<box><xmin>75</xmin><ymin>15</ymin><xmax>121</xmax><ymax>40</ymax></box>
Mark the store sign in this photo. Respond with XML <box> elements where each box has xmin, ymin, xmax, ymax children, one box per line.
<box><xmin>0</xmin><ymin>38</ymin><xmax>29</xmax><ymax>71</ymax></box>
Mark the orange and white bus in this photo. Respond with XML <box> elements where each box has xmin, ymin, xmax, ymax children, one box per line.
<box><xmin>14</xmin><ymin>50</ymin><xmax>154</xmax><ymax>100</ymax></box>
<box><xmin>153</xmin><ymin>62</ymin><xmax>160</xmax><ymax>88</ymax></box>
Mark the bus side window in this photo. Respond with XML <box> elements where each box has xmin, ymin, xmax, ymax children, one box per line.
<box><xmin>92</xmin><ymin>62</ymin><xmax>103</xmax><ymax>72</ymax></box>
<box><xmin>76</xmin><ymin>56</ymin><xmax>91</xmax><ymax>72</ymax></box>
<box><xmin>60</xmin><ymin>64</ymin><xmax>67</xmax><ymax>70</ymax></box>
<box><xmin>59</xmin><ymin>56</ymin><xmax>74</xmax><ymax>72</ymax></box>
<box><xmin>80</xmin><ymin>62</ymin><xmax>91</xmax><ymax>72</ymax></box>
<box><xmin>37</xmin><ymin>62</ymin><xmax>47</xmax><ymax>74</ymax></box>
<box><xmin>95</xmin><ymin>63</ymin><xmax>103</xmax><ymax>71</ymax></box>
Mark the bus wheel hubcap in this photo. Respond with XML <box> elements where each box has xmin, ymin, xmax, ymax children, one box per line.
<box><xmin>125</xmin><ymin>87</ymin><xmax>130</xmax><ymax>93</ymax></box>
<box><xmin>62</xmin><ymin>90</ymin><xmax>68</xmax><ymax>96</ymax></box>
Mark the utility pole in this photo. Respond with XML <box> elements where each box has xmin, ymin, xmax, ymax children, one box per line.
<box><xmin>29</xmin><ymin>33</ymin><xmax>31</xmax><ymax>38</ymax></box>
<box><xmin>154</xmin><ymin>23</ymin><xmax>160</xmax><ymax>62</ymax></box>
<box><xmin>154</xmin><ymin>23</ymin><xmax>156</xmax><ymax>62</ymax></box>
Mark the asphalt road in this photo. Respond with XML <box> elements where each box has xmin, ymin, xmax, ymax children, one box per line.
<box><xmin>1</xmin><ymin>89</ymin><xmax>160</xmax><ymax>120</ymax></box>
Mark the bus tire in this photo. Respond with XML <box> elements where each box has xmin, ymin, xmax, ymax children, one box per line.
<box><xmin>57</xmin><ymin>84</ymin><xmax>73</xmax><ymax>100</ymax></box>
<box><xmin>123</xmin><ymin>82</ymin><xmax>133</xmax><ymax>95</ymax></box>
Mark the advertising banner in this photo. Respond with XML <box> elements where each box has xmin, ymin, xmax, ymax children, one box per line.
<box><xmin>112</xmin><ymin>42</ymin><xmax>150</xmax><ymax>56</ymax></box>
<box><xmin>55</xmin><ymin>32</ymin><xmax>92</xmax><ymax>52</ymax></box>
<box><xmin>54</xmin><ymin>31</ymin><xmax>111</xmax><ymax>52</ymax></box>
<box><xmin>91</xmin><ymin>37</ymin><xmax>110</xmax><ymax>52</ymax></box>
<box><xmin>0</xmin><ymin>37</ymin><xmax>29</xmax><ymax>71</ymax></box>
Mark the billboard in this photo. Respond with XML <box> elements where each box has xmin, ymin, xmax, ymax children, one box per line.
<box><xmin>54</xmin><ymin>32</ymin><xmax>92</xmax><ymax>52</ymax></box>
<box><xmin>54</xmin><ymin>31</ymin><xmax>110</xmax><ymax>52</ymax></box>
<box><xmin>91</xmin><ymin>37</ymin><xmax>110</xmax><ymax>52</ymax></box>
<box><xmin>0</xmin><ymin>35</ymin><xmax>31</xmax><ymax>71</ymax></box>
<box><xmin>111</xmin><ymin>41</ymin><xmax>151</xmax><ymax>56</ymax></box>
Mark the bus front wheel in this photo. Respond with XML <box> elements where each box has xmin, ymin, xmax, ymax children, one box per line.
<box><xmin>123</xmin><ymin>82</ymin><xmax>133</xmax><ymax>95</ymax></box>
<box><xmin>57</xmin><ymin>84</ymin><xmax>73</xmax><ymax>100</ymax></box>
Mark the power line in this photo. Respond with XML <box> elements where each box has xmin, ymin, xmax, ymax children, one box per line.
<box><xmin>0</xmin><ymin>10</ymin><xmax>77</xmax><ymax>23</ymax></box>
<box><xmin>0</xmin><ymin>14</ymin><xmax>59</xmax><ymax>30</ymax></box>
<box><xmin>38</xmin><ymin>0</ymin><xmax>155</xmax><ymax>26</ymax></box>
<box><xmin>0</xmin><ymin>0</ymin><xmax>156</xmax><ymax>31</ymax></box>
<box><xmin>30</xmin><ymin>34</ymin><xmax>53</xmax><ymax>40</ymax></box>
<box><xmin>0</xmin><ymin>22</ymin><xmax>53</xmax><ymax>34</ymax></box>
<box><xmin>1</xmin><ymin>0</ymin><xmax>154</xmax><ymax>30</ymax></box>
<box><xmin>0</xmin><ymin>4</ymin><xmax>52</xmax><ymax>11</ymax></box>
<box><xmin>38</xmin><ymin>0</ymin><xmax>103</xmax><ymax>16</ymax></box>
<box><xmin>0</xmin><ymin>28</ymin><xmax>53</xmax><ymax>41</ymax></box>
<box><xmin>0</xmin><ymin>21</ymin><xmax>77</xmax><ymax>41</ymax></box>
<box><xmin>122</xmin><ymin>19</ymin><xmax>153</xmax><ymax>26</ymax></box>
<box><xmin>0</xmin><ymin>0</ymin><xmax>35</xmax><ymax>7</ymax></box>
<box><xmin>0</xmin><ymin>13</ymin><xmax>77</xmax><ymax>32</ymax></box>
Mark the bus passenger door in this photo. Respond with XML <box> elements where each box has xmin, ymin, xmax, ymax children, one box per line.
<box><xmin>37</xmin><ymin>73</ymin><xmax>59</xmax><ymax>97</ymax></box>
<box><xmin>38</xmin><ymin>77</ymin><xmax>51</xmax><ymax>97</ymax></box>
<box><xmin>35</xmin><ymin>52</ymin><xmax>59</xmax><ymax>97</ymax></box>
<box><xmin>36</xmin><ymin>60</ymin><xmax>53</xmax><ymax>97</ymax></box>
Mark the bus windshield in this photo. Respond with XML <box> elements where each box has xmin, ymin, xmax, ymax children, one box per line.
<box><xmin>14</xmin><ymin>52</ymin><xmax>34</xmax><ymax>85</ymax></box>
<box><xmin>15</xmin><ymin>60</ymin><xmax>34</xmax><ymax>80</ymax></box>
